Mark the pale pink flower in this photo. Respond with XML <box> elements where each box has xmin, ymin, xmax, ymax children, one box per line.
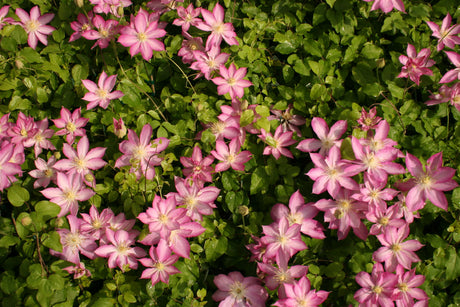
<box><xmin>29</xmin><ymin>156</ymin><xmax>57</xmax><ymax>188</ymax></box>
<box><xmin>0</xmin><ymin>6</ymin><xmax>14</xmax><ymax>30</ymax></box>
<box><xmin>352</xmin><ymin>175</ymin><xmax>399</xmax><ymax>213</ymax></box>
<box><xmin>425</xmin><ymin>84</ymin><xmax>452</xmax><ymax>107</ymax></box>
<box><xmin>373</xmin><ymin>225</ymin><xmax>424</xmax><ymax>272</ymax></box>
<box><xmin>118</xmin><ymin>8</ymin><xmax>166</xmax><ymax>61</ymax></box>
<box><xmin>366</xmin><ymin>204</ymin><xmax>406</xmax><ymax>236</ymax></box>
<box><xmin>274</xmin><ymin>276</ymin><xmax>329</xmax><ymax>307</ymax></box>
<box><xmin>196</xmin><ymin>2</ymin><xmax>238</xmax><ymax>49</ymax></box>
<box><xmin>63</xmin><ymin>262</ymin><xmax>91</xmax><ymax>279</ymax></box>
<box><xmin>113</xmin><ymin>117</ymin><xmax>127</xmax><ymax>138</ymax></box>
<box><xmin>211</xmin><ymin>139</ymin><xmax>252</xmax><ymax>172</ymax></box>
<box><xmin>191</xmin><ymin>45</ymin><xmax>230</xmax><ymax>80</ymax></box>
<box><xmin>115</xmin><ymin>124</ymin><xmax>169</xmax><ymax>180</ymax></box>
<box><xmin>426</xmin><ymin>13</ymin><xmax>460</xmax><ymax>51</ymax></box>
<box><xmin>259</xmin><ymin>126</ymin><xmax>297</xmax><ymax>160</ymax></box>
<box><xmin>448</xmin><ymin>83</ymin><xmax>460</xmax><ymax>112</ymax></box>
<box><xmin>357</xmin><ymin>107</ymin><xmax>382</xmax><ymax>132</ymax></box>
<box><xmin>394</xmin><ymin>265</ymin><xmax>428</xmax><ymax>307</ymax></box>
<box><xmin>405</xmin><ymin>152</ymin><xmax>458</xmax><ymax>211</ymax></box>
<box><xmin>41</xmin><ymin>172</ymin><xmax>95</xmax><ymax>217</ymax></box>
<box><xmin>212</xmin><ymin>63</ymin><xmax>252</xmax><ymax>100</ymax></box>
<box><xmin>82</xmin><ymin>71</ymin><xmax>124</xmax><ymax>110</ymax></box>
<box><xmin>360</xmin><ymin>120</ymin><xmax>398</xmax><ymax>153</ymax></box>
<box><xmin>81</xmin><ymin>15</ymin><xmax>119</xmax><ymax>49</ymax></box>
<box><xmin>80</xmin><ymin>205</ymin><xmax>114</xmax><ymax>241</ymax></box>
<box><xmin>440</xmin><ymin>51</ymin><xmax>460</xmax><ymax>83</ymax></box>
<box><xmin>173</xmin><ymin>4</ymin><xmax>201</xmax><ymax>32</ymax></box>
<box><xmin>95</xmin><ymin>229</ymin><xmax>146</xmax><ymax>271</ymax></box>
<box><xmin>0</xmin><ymin>113</ymin><xmax>11</xmax><ymax>141</ymax></box>
<box><xmin>139</xmin><ymin>239</ymin><xmax>180</xmax><ymax>285</ymax></box>
<box><xmin>23</xmin><ymin>118</ymin><xmax>55</xmax><ymax>158</ymax></box>
<box><xmin>212</xmin><ymin>271</ymin><xmax>268</xmax><ymax>307</ymax></box>
<box><xmin>363</xmin><ymin>0</ymin><xmax>405</xmax><ymax>13</ymax></box>
<box><xmin>354</xmin><ymin>262</ymin><xmax>399</xmax><ymax>306</ymax></box>
<box><xmin>15</xmin><ymin>6</ymin><xmax>55</xmax><ymax>49</ymax></box>
<box><xmin>166</xmin><ymin>217</ymin><xmax>205</xmax><ymax>258</ymax></box>
<box><xmin>398</xmin><ymin>44</ymin><xmax>435</xmax><ymax>85</ymax></box>
<box><xmin>0</xmin><ymin>142</ymin><xmax>22</xmax><ymax>191</ymax></box>
<box><xmin>51</xmin><ymin>215</ymin><xmax>97</xmax><ymax>264</ymax></box>
<box><xmin>296</xmin><ymin>117</ymin><xmax>347</xmax><ymax>156</ymax></box>
<box><xmin>53</xmin><ymin>107</ymin><xmax>88</xmax><ymax>145</ymax></box>
<box><xmin>90</xmin><ymin>0</ymin><xmax>132</xmax><ymax>17</ymax></box>
<box><xmin>180</xmin><ymin>146</ymin><xmax>214</xmax><ymax>184</ymax></box>
<box><xmin>205</xmin><ymin>117</ymin><xmax>241</xmax><ymax>141</ymax></box>
<box><xmin>270</xmin><ymin>190</ymin><xmax>325</xmax><ymax>239</ymax></box>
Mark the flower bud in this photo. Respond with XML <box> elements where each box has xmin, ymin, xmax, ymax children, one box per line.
<box><xmin>56</xmin><ymin>217</ymin><xmax>65</xmax><ymax>227</ymax></box>
<box><xmin>15</xmin><ymin>59</ymin><xmax>24</xmax><ymax>69</ymax></box>
<box><xmin>54</xmin><ymin>151</ymin><xmax>61</xmax><ymax>160</ymax></box>
<box><xmin>238</xmin><ymin>205</ymin><xmax>249</xmax><ymax>216</ymax></box>
<box><xmin>74</xmin><ymin>0</ymin><xmax>84</xmax><ymax>8</ymax></box>
<box><xmin>21</xmin><ymin>215</ymin><xmax>32</xmax><ymax>226</ymax></box>
<box><xmin>113</xmin><ymin>117</ymin><xmax>127</xmax><ymax>138</ymax></box>
<box><xmin>376</xmin><ymin>58</ymin><xmax>385</xmax><ymax>69</ymax></box>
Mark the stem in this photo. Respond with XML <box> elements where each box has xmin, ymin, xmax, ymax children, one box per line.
<box><xmin>166</xmin><ymin>54</ymin><xmax>197</xmax><ymax>95</ymax></box>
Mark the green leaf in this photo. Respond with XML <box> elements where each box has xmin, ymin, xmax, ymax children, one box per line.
<box><xmin>35</xmin><ymin>201</ymin><xmax>61</xmax><ymax>222</ymax></box>
<box><xmin>275</xmin><ymin>42</ymin><xmax>296</xmax><ymax>55</ymax></box>
<box><xmin>91</xmin><ymin>298</ymin><xmax>117</xmax><ymax>307</ymax></box>
<box><xmin>72</xmin><ymin>64</ymin><xmax>89</xmax><ymax>83</ymax></box>
<box><xmin>9</xmin><ymin>96</ymin><xmax>31</xmax><ymax>111</ymax></box>
<box><xmin>204</xmin><ymin>237</ymin><xmax>228</xmax><ymax>261</ymax></box>
<box><xmin>293</xmin><ymin>60</ymin><xmax>310</xmax><ymax>76</ymax></box>
<box><xmin>20</xmin><ymin>48</ymin><xmax>43</xmax><ymax>63</ymax></box>
<box><xmin>0</xmin><ymin>235</ymin><xmax>20</xmax><ymax>248</ymax></box>
<box><xmin>1</xmin><ymin>37</ymin><xmax>18</xmax><ymax>52</ymax></box>
<box><xmin>250</xmin><ymin>166</ymin><xmax>267</xmax><ymax>195</ymax></box>
<box><xmin>446</xmin><ymin>247</ymin><xmax>460</xmax><ymax>280</ymax></box>
<box><xmin>361</xmin><ymin>43</ymin><xmax>383</xmax><ymax>59</ymax></box>
<box><xmin>7</xmin><ymin>184</ymin><xmax>30</xmax><ymax>207</ymax></box>
<box><xmin>42</xmin><ymin>231</ymin><xmax>63</xmax><ymax>252</ymax></box>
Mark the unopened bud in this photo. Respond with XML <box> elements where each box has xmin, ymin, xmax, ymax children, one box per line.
<box><xmin>74</xmin><ymin>0</ymin><xmax>84</xmax><ymax>8</ymax></box>
<box><xmin>376</xmin><ymin>58</ymin><xmax>385</xmax><ymax>69</ymax></box>
<box><xmin>21</xmin><ymin>215</ymin><xmax>32</xmax><ymax>226</ymax></box>
<box><xmin>447</xmin><ymin>226</ymin><xmax>455</xmax><ymax>233</ymax></box>
<box><xmin>15</xmin><ymin>59</ymin><xmax>24</xmax><ymax>69</ymax></box>
<box><xmin>238</xmin><ymin>205</ymin><xmax>249</xmax><ymax>216</ymax></box>
<box><xmin>84</xmin><ymin>173</ymin><xmax>94</xmax><ymax>183</ymax></box>
<box><xmin>54</xmin><ymin>151</ymin><xmax>61</xmax><ymax>160</ymax></box>
<box><xmin>56</xmin><ymin>217</ymin><xmax>65</xmax><ymax>227</ymax></box>
<box><xmin>113</xmin><ymin>117</ymin><xmax>127</xmax><ymax>138</ymax></box>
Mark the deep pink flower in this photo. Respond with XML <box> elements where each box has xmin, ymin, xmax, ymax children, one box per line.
<box><xmin>118</xmin><ymin>8</ymin><xmax>166</xmax><ymax>61</ymax></box>
<box><xmin>178</xmin><ymin>32</ymin><xmax>204</xmax><ymax>64</ymax></box>
<box><xmin>425</xmin><ymin>84</ymin><xmax>452</xmax><ymax>107</ymax></box>
<box><xmin>366</xmin><ymin>204</ymin><xmax>406</xmax><ymax>236</ymax></box>
<box><xmin>448</xmin><ymin>82</ymin><xmax>460</xmax><ymax>112</ymax></box>
<box><xmin>180</xmin><ymin>146</ymin><xmax>214</xmax><ymax>184</ymax></box>
<box><xmin>63</xmin><ymin>262</ymin><xmax>91</xmax><ymax>279</ymax></box>
<box><xmin>80</xmin><ymin>205</ymin><xmax>114</xmax><ymax>241</ymax></box>
<box><xmin>191</xmin><ymin>45</ymin><xmax>230</xmax><ymax>80</ymax></box>
<box><xmin>113</xmin><ymin>117</ymin><xmax>127</xmax><ymax>138</ymax></box>
<box><xmin>211</xmin><ymin>139</ymin><xmax>252</xmax><ymax>172</ymax></box>
<box><xmin>394</xmin><ymin>265</ymin><xmax>428</xmax><ymax>307</ymax></box>
<box><xmin>440</xmin><ymin>51</ymin><xmax>460</xmax><ymax>83</ymax></box>
<box><xmin>259</xmin><ymin>126</ymin><xmax>297</xmax><ymax>160</ymax></box>
<box><xmin>81</xmin><ymin>15</ymin><xmax>119</xmax><ymax>49</ymax></box>
<box><xmin>354</xmin><ymin>262</ymin><xmax>399</xmax><ymax>306</ymax></box>
<box><xmin>212</xmin><ymin>63</ymin><xmax>252</xmax><ymax>100</ymax></box>
<box><xmin>82</xmin><ymin>71</ymin><xmax>124</xmax><ymax>110</ymax></box>
<box><xmin>23</xmin><ymin>118</ymin><xmax>55</xmax><ymax>158</ymax></box>
<box><xmin>15</xmin><ymin>6</ymin><xmax>55</xmax><ymax>49</ymax></box>
<box><xmin>69</xmin><ymin>12</ymin><xmax>93</xmax><ymax>42</ymax></box>
<box><xmin>7</xmin><ymin>112</ymin><xmax>37</xmax><ymax>146</ymax></box>
<box><xmin>41</xmin><ymin>172</ymin><xmax>95</xmax><ymax>217</ymax></box>
<box><xmin>296</xmin><ymin>117</ymin><xmax>347</xmax><ymax>156</ymax></box>
<box><xmin>173</xmin><ymin>4</ymin><xmax>201</xmax><ymax>32</ymax></box>
<box><xmin>357</xmin><ymin>107</ymin><xmax>382</xmax><ymax>132</ymax></box>
<box><xmin>53</xmin><ymin>107</ymin><xmax>88</xmax><ymax>145</ymax></box>
<box><xmin>95</xmin><ymin>229</ymin><xmax>146</xmax><ymax>271</ymax></box>
<box><xmin>274</xmin><ymin>276</ymin><xmax>329</xmax><ymax>307</ymax></box>
<box><xmin>90</xmin><ymin>0</ymin><xmax>132</xmax><ymax>17</ymax></box>
<box><xmin>196</xmin><ymin>2</ymin><xmax>238</xmax><ymax>49</ymax></box>
<box><xmin>139</xmin><ymin>239</ymin><xmax>180</xmax><ymax>285</ymax></box>
<box><xmin>398</xmin><ymin>44</ymin><xmax>435</xmax><ymax>85</ymax></box>
<box><xmin>212</xmin><ymin>271</ymin><xmax>268</xmax><ymax>307</ymax></box>
<box><xmin>405</xmin><ymin>152</ymin><xmax>458</xmax><ymax>211</ymax></box>
<box><xmin>373</xmin><ymin>225</ymin><xmax>424</xmax><ymax>272</ymax></box>
<box><xmin>426</xmin><ymin>13</ymin><xmax>460</xmax><ymax>51</ymax></box>
<box><xmin>363</xmin><ymin>0</ymin><xmax>405</xmax><ymax>13</ymax></box>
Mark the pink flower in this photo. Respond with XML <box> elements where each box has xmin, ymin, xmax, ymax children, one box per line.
<box><xmin>118</xmin><ymin>8</ymin><xmax>166</xmax><ymax>61</ymax></box>
<box><xmin>405</xmin><ymin>152</ymin><xmax>458</xmax><ymax>211</ymax></box>
<box><xmin>363</xmin><ymin>0</ymin><xmax>405</xmax><ymax>13</ymax></box>
<box><xmin>394</xmin><ymin>265</ymin><xmax>428</xmax><ymax>306</ymax></box>
<box><xmin>211</xmin><ymin>139</ymin><xmax>252</xmax><ymax>172</ymax></box>
<box><xmin>425</xmin><ymin>85</ymin><xmax>452</xmax><ymax>106</ymax></box>
<box><xmin>81</xmin><ymin>15</ymin><xmax>119</xmax><ymax>49</ymax></box>
<box><xmin>267</xmin><ymin>104</ymin><xmax>306</xmax><ymax>137</ymax></box>
<box><xmin>398</xmin><ymin>44</ymin><xmax>435</xmax><ymax>85</ymax></box>
<box><xmin>354</xmin><ymin>262</ymin><xmax>399</xmax><ymax>306</ymax></box>
<box><xmin>23</xmin><ymin>118</ymin><xmax>55</xmax><ymax>158</ymax></box>
<box><xmin>7</xmin><ymin>112</ymin><xmax>37</xmax><ymax>146</ymax></box>
<box><xmin>28</xmin><ymin>156</ymin><xmax>57</xmax><ymax>188</ymax></box>
<box><xmin>440</xmin><ymin>51</ymin><xmax>460</xmax><ymax>83</ymax></box>
<box><xmin>139</xmin><ymin>239</ymin><xmax>181</xmax><ymax>285</ymax></box>
<box><xmin>51</xmin><ymin>215</ymin><xmax>97</xmax><ymax>264</ymax></box>
<box><xmin>296</xmin><ymin>117</ymin><xmax>347</xmax><ymax>156</ymax></box>
<box><xmin>82</xmin><ymin>71</ymin><xmax>124</xmax><ymax>110</ymax></box>
<box><xmin>373</xmin><ymin>225</ymin><xmax>424</xmax><ymax>272</ymax></box>
<box><xmin>90</xmin><ymin>0</ymin><xmax>132</xmax><ymax>17</ymax></box>
<box><xmin>0</xmin><ymin>6</ymin><xmax>14</xmax><ymax>31</ymax></box>
<box><xmin>53</xmin><ymin>107</ymin><xmax>88</xmax><ymax>145</ymax></box>
<box><xmin>357</xmin><ymin>107</ymin><xmax>382</xmax><ymax>132</ymax></box>
<box><xmin>212</xmin><ymin>271</ymin><xmax>268</xmax><ymax>307</ymax></box>
<box><xmin>190</xmin><ymin>45</ymin><xmax>230</xmax><ymax>80</ymax></box>
<box><xmin>212</xmin><ymin>63</ymin><xmax>252</xmax><ymax>100</ymax></box>
<box><xmin>448</xmin><ymin>83</ymin><xmax>460</xmax><ymax>112</ymax></box>
<box><xmin>95</xmin><ymin>229</ymin><xmax>146</xmax><ymax>271</ymax></box>
<box><xmin>80</xmin><ymin>205</ymin><xmax>114</xmax><ymax>241</ymax></box>
<box><xmin>173</xmin><ymin>4</ymin><xmax>201</xmax><ymax>32</ymax></box>
<box><xmin>113</xmin><ymin>117</ymin><xmax>127</xmax><ymax>138</ymax></box>
<box><xmin>0</xmin><ymin>142</ymin><xmax>22</xmax><ymax>191</ymax></box>
<box><xmin>115</xmin><ymin>124</ymin><xmax>169</xmax><ymax>180</ymax></box>
<box><xmin>178</xmin><ymin>32</ymin><xmax>204</xmax><ymax>64</ymax></box>
<box><xmin>180</xmin><ymin>146</ymin><xmax>214</xmax><ymax>184</ymax></box>
<box><xmin>15</xmin><ymin>6</ymin><xmax>55</xmax><ymax>49</ymax></box>
<box><xmin>63</xmin><ymin>262</ymin><xmax>91</xmax><ymax>279</ymax></box>
<box><xmin>196</xmin><ymin>3</ymin><xmax>238</xmax><ymax>49</ymax></box>
<box><xmin>41</xmin><ymin>172</ymin><xmax>95</xmax><ymax>217</ymax></box>
<box><xmin>69</xmin><ymin>12</ymin><xmax>93</xmax><ymax>42</ymax></box>
<box><xmin>426</xmin><ymin>13</ymin><xmax>460</xmax><ymax>51</ymax></box>
<box><xmin>259</xmin><ymin>126</ymin><xmax>297</xmax><ymax>160</ymax></box>
<box><xmin>274</xmin><ymin>276</ymin><xmax>329</xmax><ymax>307</ymax></box>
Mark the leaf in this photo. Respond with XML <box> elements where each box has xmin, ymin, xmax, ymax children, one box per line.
<box><xmin>446</xmin><ymin>247</ymin><xmax>460</xmax><ymax>280</ymax></box>
<box><xmin>35</xmin><ymin>201</ymin><xmax>61</xmax><ymax>222</ymax></box>
<box><xmin>7</xmin><ymin>184</ymin><xmax>30</xmax><ymax>207</ymax></box>
<box><xmin>204</xmin><ymin>237</ymin><xmax>228</xmax><ymax>261</ymax></box>
<box><xmin>0</xmin><ymin>235</ymin><xmax>20</xmax><ymax>248</ymax></box>
<box><xmin>20</xmin><ymin>47</ymin><xmax>43</xmax><ymax>63</ymax></box>
<box><xmin>250</xmin><ymin>166</ymin><xmax>267</xmax><ymax>195</ymax></box>
<box><xmin>293</xmin><ymin>60</ymin><xmax>310</xmax><ymax>76</ymax></box>
<box><xmin>42</xmin><ymin>231</ymin><xmax>63</xmax><ymax>252</ymax></box>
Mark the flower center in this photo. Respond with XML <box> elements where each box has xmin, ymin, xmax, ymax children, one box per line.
<box><xmin>34</xmin><ymin>132</ymin><xmax>44</xmax><ymax>142</ymax></box>
<box><xmin>159</xmin><ymin>213</ymin><xmax>169</xmax><ymax>224</ymax></box>
<box><xmin>417</xmin><ymin>175</ymin><xmax>432</xmax><ymax>189</ymax></box>
<box><xmin>229</xmin><ymin>281</ymin><xmax>245</xmax><ymax>299</ymax></box>
<box><xmin>20</xmin><ymin>128</ymin><xmax>28</xmax><ymax>137</ymax></box>
<box><xmin>44</xmin><ymin>169</ymin><xmax>54</xmax><ymax>177</ymax></box>
<box><xmin>96</xmin><ymin>88</ymin><xmax>108</xmax><ymax>99</ymax></box>
<box><xmin>287</xmin><ymin>212</ymin><xmax>303</xmax><ymax>225</ymax></box>
<box><xmin>66</xmin><ymin>122</ymin><xmax>76</xmax><ymax>132</ymax></box>
<box><xmin>390</xmin><ymin>243</ymin><xmax>401</xmax><ymax>252</ymax></box>
<box><xmin>64</xmin><ymin>190</ymin><xmax>77</xmax><ymax>201</ymax></box>
<box><xmin>364</xmin><ymin>153</ymin><xmax>379</xmax><ymax>169</ymax></box>
<box><xmin>100</xmin><ymin>29</ymin><xmax>109</xmax><ymax>38</ymax></box>
<box><xmin>226</xmin><ymin>153</ymin><xmax>236</xmax><ymax>164</ymax></box>
<box><xmin>372</xmin><ymin>285</ymin><xmax>383</xmax><ymax>294</ymax></box>
<box><xmin>213</xmin><ymin>23</ymin><xmax>224</xmax><ymax>34</ymax></box>
<box><xmin>227</xmin><ymin>77</ymin><xmax>236</xmax><ymax>86</ymax></box>
<box><xmin>379</xmin><ymin>216</ymin><xmax>389</xmax><ymax>226</ymax></box>
<box><xmin>92</xmin><ymin>219</ymin><xmax>102</xmax><ymax>229</ymax></box>
<box><xmin>137</xmin><ymin>32</ymin><xmax>147</xmax><ymax>42</ymax></box>
<box><xmin>116</xmin><ymin>243</ymin><xmax>129</xmax><ymax>255</ymax></box>
<box><xmin>26</xmin><ymin>20</ymin><xmax>40</xmax><ymax>32</ymax></box>
<box><xmin>398</xmin><ymin>282</ymin><xmax>408</xmax><ymax>292</ymax></box>
<box><xmin>210</xmin><ymin>121</ymin><xmax>225</xmax><ymax>134</ymax></box>
<box><xmin>65</xmin><ymin>232</ymin><xmax>82</xmax><ymax>249</ymax></box>
<box><xmin>154</xmin><ymin>262</ymin><xmax>165</xmax><ymax>271</ymax></box>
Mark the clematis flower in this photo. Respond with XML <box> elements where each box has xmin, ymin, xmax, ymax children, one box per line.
<box><xmin>405</xmin><ymin>152</ymin><xmax>458</xmax><ymax>211</ymax></box>
<box><xmin>357</xmin><ymin>107</ymin><xmax>382</xmax><ymax>132</ymax></box>
<box><xmin>118</xmin><ymin>8</ymin><xmax>166</xmax><ymax>61</ymax></box>
<box><xmin>448</xmin><ymin>83</ymin><xmax>460</xmax><ymax>112</ymax></box>
<box><xmin>426</xmin><ymin>13</ymin><xmax>460</xmax><ymax>51</ymax></box>
<box><xmin>398</xmin><ymin>44</ymin><xmax>435</xmax><ymax>85</ymax></box>
<box><xmin>95</xmin><ymin>229</ymin><xmax>146</xmax><ymax>271</ymax></box>
<box><xmin>425</xmin><ymin>84</ymin><xmax>452</xmax><ymax>107</ymax></box>
<box><xmin>41</xmin><ymin>172</ymin><xmax>95</xmax><ymax>217</ymax></box>
<box><xmin>394</xmin><ymin>265</ymin><xmax>429</xmax><ymax>306</ymax></box>
<box><xmin>440</xmin><ymin>51</ymin><xmax>460</xmax><ymax>83</ymax></box>
<box><xmin>23</xmin><ymin>118</ymin><xmax>55</xmax><ymax>158</ymax></box>
<box><xmin>362</xmin><ymin>0</ymin><xmax>405</xmax><ymax>13</ymax></box>
<box><xmin>0</xmin><ymin>6</ymin><xmax>14</xmax><ymax>31</ymax></box>
<box><xmin>7</xmin><ymin>112</ymin><xmax>37</xmax><ymax>146</ymax></box>
<box><xmin>82</xmin><ymin>71</ymin><xmax>124</xmax><ymax>110</ymax></box>
<box><xmin>180</xmin><ymin>146</ymin><xmax>214</xmax><ymax>184</ymax></box>
<box><xmin>373</xmin><ymin>225</ymin><xmax>424</xmax><ymax>272</ymax></box>
<box><xmin>53</xmin><ymin>107</ymin><xmax>88</xmax><ymax>145</ymax></box>
<box><xmin>113</xmin><ymin>117</ymin><xmax>127</xmax><ymax>138</ymax></box>
<box><xmin>212</xmin><ymin>63</ymin><xmax>252</xmax><ymax>100</ymax></box>
<box><xmin>82</xmin><ymin>15</ymin><xmax>119</xmax><ymax>49</ymax></box>
<box><xmin>15</xmin><ymin>6</ymin><xmax>55</xmax><ymax>49</ymax></box>
<box><xmin>80</xmin><ymin>205</ymin><xmax>114</xmax><ymax>241</ymax></box>
<box><xmin>178</xmin><ymin>32</ymin><xmax>205</xmax><ymax>64</ymax></box>
<box><xmin>296</xmin><ymin>117</ymin><xmax>347</xmax><ymax>156</ymax></box>
<box><xmin>196</xmin><ymin>2</ymin><xmax>238</xmax><ymax>49</ymax></box>
<box><xmin>90</xmin><ymin>0</ymin><xmax>132</xmax><ymax>17</ymax></box>
<box><xmin>190</xmin><ymin>45</ymin><xmax>230</xmax><ymax>80</ymax></box>
<box><xmin>173</xmin><ymin>4</ymin><xmax>201</xmax><ymax>32</ymax></box>
<box><xmin>69</xmin><ymin>12</ymin><xmax>93</xmax><ymax>42</ymax></box>
<box><xmin>0</xmin><ymin>142</ymin><xmax>22</xmax><ymax>191</ymax></box>
<box><xmin>212</xmin><ymin>271</ymin><xmax>268</xmax><ymax>307</ymax></box>
<box><xmin>259</xmin><ymin>126</ymin><xmax>297</xmax><ymax>160</ymax></box>
<box><xmin>29</xmin><ymin>156</ymin><xmax>57</xmax><ymax>188</ymax></box>
<box><xmin>274</xmin><ymin>276</ymin><xmax>329</xmax><ymax>307</ymax></box>
<box><xmin>267</xmin><ymin>104</ymin><xmax>306</xmax><ymax>137</ymax></box>
<box><xmin>139</xmin><ymin>239</ymin><xmax>180</xmax><ymax>286</ymax></box>
<box><xmin>63</xmin><ymin>262</ymin><xmax>91</xmax><ymax>279</ymax></box>
<box><xmin>211</xmin><ymin>139</ymin><xmax>252</xmax><ymax>172</ymax></box>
